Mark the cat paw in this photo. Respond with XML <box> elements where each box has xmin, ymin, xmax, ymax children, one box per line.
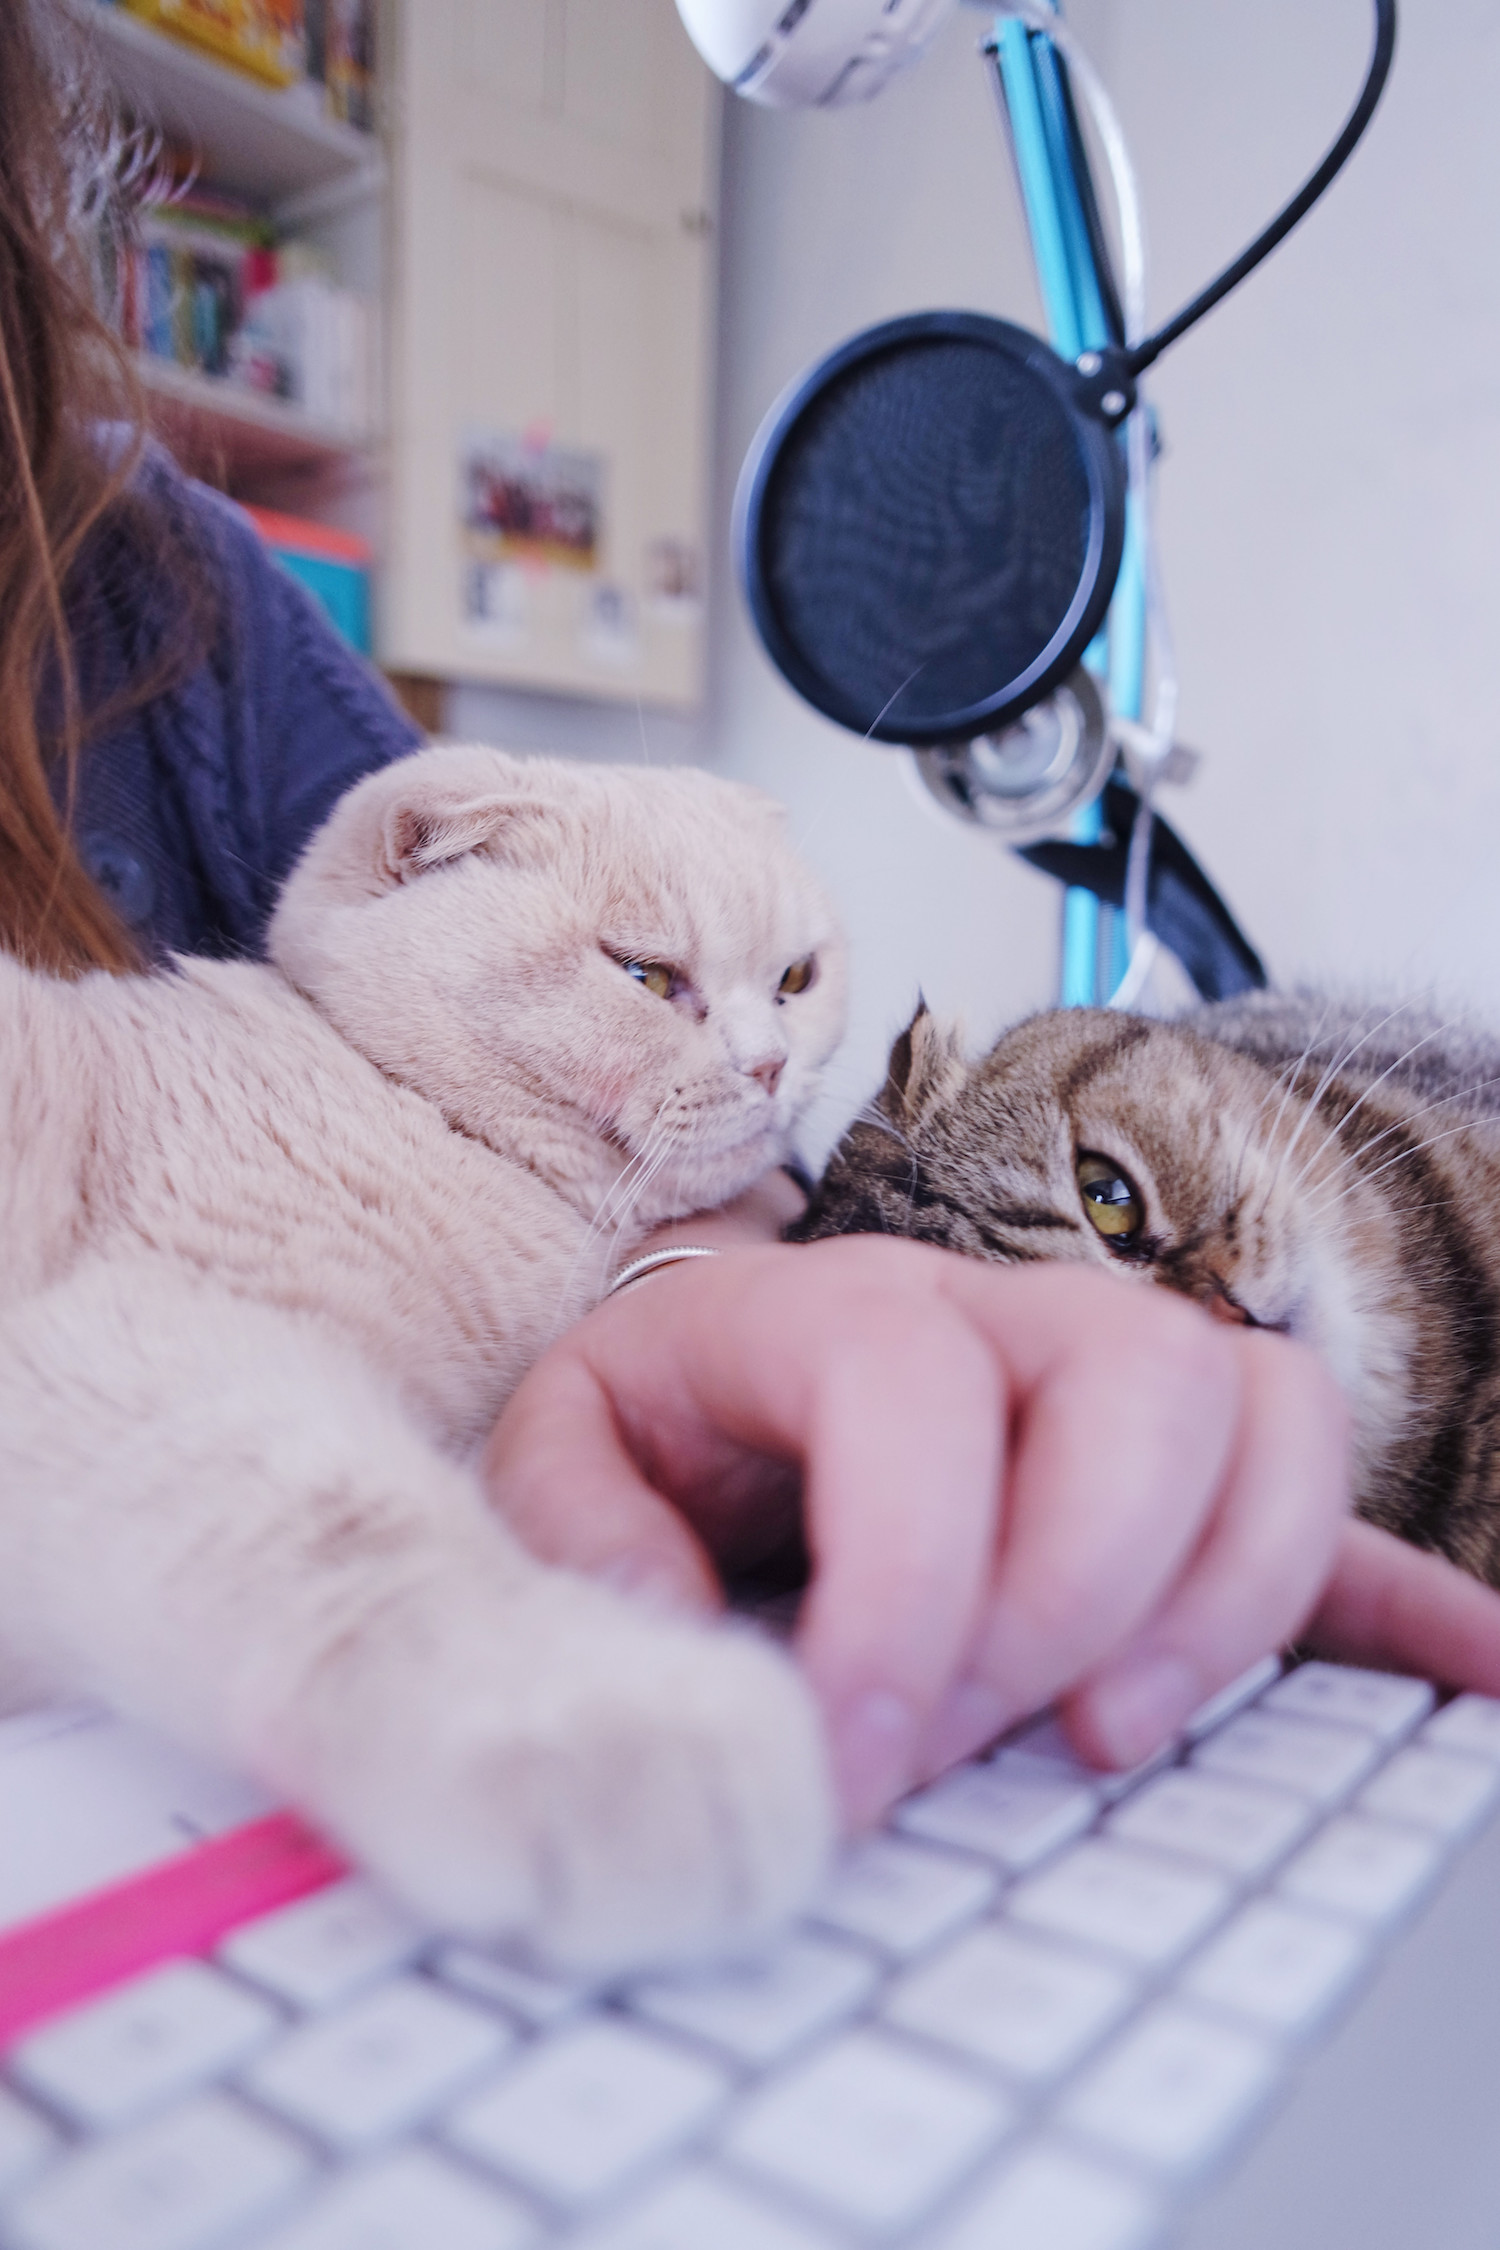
<box><xmin>261</xmin><ymin>1568</ymin><xmax>836</xmax><ymax>1976</ymax></box>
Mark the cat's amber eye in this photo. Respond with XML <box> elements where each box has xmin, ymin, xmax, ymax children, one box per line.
<box><xmin>623</xmin><ymin>959</ymin><xmax>676</xmax><ymax>1001</ymax></box>
<box><xmin>778</xmin><ymin>956</ymin><xmax>816</xmax><ymax>999</ymax></box>
<box><xmin>1077</xmin><ymin>1154</ymin><xmax>1143</xmax><ymax>1243</ymax></box>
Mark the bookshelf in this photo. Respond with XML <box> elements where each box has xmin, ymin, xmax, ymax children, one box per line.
<box><xmin>72</xmin><ymin>0</ymin><xmax>381</xmax><ymax>492</ymax></box>
<box><xmin>75</xmin><ymin>3</ymin><xmax>382</xmax><ymax>213</ymax></box>
<box><xmin>135</xmin><ymin>353</ymin><xmax>374</xmax><ymax>482</ymax></box>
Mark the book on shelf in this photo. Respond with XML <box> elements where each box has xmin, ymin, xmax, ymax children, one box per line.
<box><xmin>104</xmin><ymin>0</ymin><xmax>377</xmax><ymax>134</ymax></box>
<box><xmin>121</xmin><ymin>188</ymin><xmax>373</xmax><ymax>436</ymax></box>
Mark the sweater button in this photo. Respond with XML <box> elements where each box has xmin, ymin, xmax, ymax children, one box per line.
<box><xmin>79</xmin><ymin>834</ymin><xmax>156</xmax><ymax>928</ymax></box>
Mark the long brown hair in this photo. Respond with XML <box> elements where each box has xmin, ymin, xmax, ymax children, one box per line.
<box><xmin>0</xmin><ymin>3</ymin><xmax>203</xmax><ymax>974</ymax></box>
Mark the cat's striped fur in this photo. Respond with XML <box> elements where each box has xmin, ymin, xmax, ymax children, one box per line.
<box><xmin>792</xmin><ymin>994</ymin><xmax>1500</xmax><ymax>1583</ymax></box>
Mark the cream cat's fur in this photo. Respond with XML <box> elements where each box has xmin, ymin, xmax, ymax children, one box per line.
<box><xmin>0</xmin><ymin>745</ymin><xmax>849</xmax><ymax>1971</ymax></box>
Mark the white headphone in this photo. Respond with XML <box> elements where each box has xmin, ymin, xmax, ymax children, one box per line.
<box><xmin>674</xmin><ymin>0</ymin><xmax>956</xmax><ymax>109</ymax></box>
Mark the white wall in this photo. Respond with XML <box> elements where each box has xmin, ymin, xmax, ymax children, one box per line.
<box><xmin>1099</xmin><ymin>0</ymin><xmax>1500</xmax><ymax>1005</ymax></box>
<box><xmin>458</xmin><ymin>0</ymin><xmax>1500</xmax><ymax>1152</ymax></box>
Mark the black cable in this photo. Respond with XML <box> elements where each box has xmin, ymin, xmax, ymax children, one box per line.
<box><xmin>1126</xmin><ymin>0</ymin><xmax>1396</xmax><ymax>376</ymax></box>
<box><xmin>1017</xmin><ymin>780</ymin><xmax>1267</xmax><ymax>1003</ymax></box>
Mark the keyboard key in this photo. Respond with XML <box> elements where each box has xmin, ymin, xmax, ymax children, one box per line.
<box><xmin>0</xmin><ymin>2087</ymin><xmax>59</xmax><ymax>2196</ymax></box>
<box><xmin>721</xmin><ymin>2027</ymin><xmax>1011</xmax><ymax>2233</ymax></box>
<box><xmin>1105</xmin><ymin>1768</ymin><xmax>1311</xmax><ymax>1878</ymax></box>
<box><xmin>574</xmin><ymin>2166</ymin><xmax>840</xmax><ymax>2249</ymax></box>
<box><xmin>4</xmin><ymin>2091</ymin><xmax>309</xmax><ymax>2250</ymax></box>
<box><xmin>258</xmin><ymin>2146</ymin><xmax>538</xmax><ymax>2250</ymax></box>
<box><xmin>448</xmin><ymin>2020</ymin><xmax>729</xmax><ymax>2209</ymax></box>
<box><xmin>221</xmin><ymin>1878</ymin><xmax>425</xmax><ymax>2011</ymax></box>
<box><xmin>431</xmin><ymin>1945</ymin><xmax>592</xmax><ymax>2028</ymax></box>
<box><xmin>1277</xmin><ymin>1814</ymin><xmax>1442</xmax><ymax>1925</ymax></box>
<box><xmin>896</xmin><ymin>1765</ymin><xmax>1098</xmax><ymax>1870</ymax></box>
<box><xmin>1358</xmin><ymin>1745</ymin><xmax>1500</xmax><ymax>1838</ymax></box>
<box><xmin>932</xmin><ymin>2143</ymin><xmax>1162</xmax><ymax>2250</ymax></box>
<box><xmin>626</xmin><ymin>1932</ymin><xmax>877</xmax><ymax>2065</ymax></box>
<box><xmin>1422</xmin><ymin>1693</ymin><xmax>1500</xmax><ymax>1762</ymax></box>
<box><xmin>811</xmin><ymin>1835</ymin><xmax>998</xmax><ymax>1958</ymax></box>
<box><xmin>1180</xmin><ymin>1899</ymin><xmax>1366</xmax><ymax>2034</ymax></box>
<box><xmin>1059</xmin><ymin>2004</ymin><xmax>1275</xmax><ymax>2176</ymax></box>
<box><xmin>1262</xmin><ymin>1664</ymin><xmax>1434</xmax><ymax>1742</ymax></box>
<box><xmin>1191</xmin><ymin>1710</ymin><xmax>1381</xmax><ymax>1804</ymax></box>
<box><xmin>244</xmin><ymin>1977</ymin><xmax>512</xmax><ymax>2150</ymax></box>
<box><xmin>1181</xmin><ymin>1656</ymin><xmax>1283</xmax><ymax>1739</ymax></box>
<box><xmin>10</xmin><ymin>1959</ymin><xmax>278</xmax><ymax>2130</ymax></box>
<box><xmin>991</xmin><ymin>1719</ymin><xmax>1168</xmax><ymax>1803</ymax></box>
<box><xmin>1005</xmin><ymin>1840</ymin><xmax>1233</xmax><ymax>1968</ymax></box>
<box><xmin>883</xmin><ymin>1923</ymin><xmax>1136</xmax><ymax>2083</ymax></box>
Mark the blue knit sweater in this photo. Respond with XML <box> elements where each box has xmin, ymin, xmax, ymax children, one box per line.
<box><xmin>62</xmin><ymin>446</ymin><xmax>421</xmax><ymax>963</ymax></box>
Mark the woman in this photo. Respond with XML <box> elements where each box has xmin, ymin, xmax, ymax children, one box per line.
<box><xmin>4</xmin><ymin>0</ymin><xmax>1497</xmax><ymax>1851</ymax></box>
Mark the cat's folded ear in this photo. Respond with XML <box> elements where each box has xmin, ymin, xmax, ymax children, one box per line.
<box><xmin>881</xmin><ymin>1001</ymin><xmax>968</xmax><ymax>1126</ymax></box>
<box><xmin>379</xmin><ymin>793</ymin><xmax>556</xmax><ymax>885</ymax></box>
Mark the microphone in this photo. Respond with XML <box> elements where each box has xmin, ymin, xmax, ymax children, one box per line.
<box><xmin>674</xmin><ymin>0</ymin><xmax>957</xmax><ymax>109</ymax></box>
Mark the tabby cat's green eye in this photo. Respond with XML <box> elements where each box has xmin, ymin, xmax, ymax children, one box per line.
<box><xmin>778</xmin><ymin>956</ymin><xmax>815</xmax><ymax>998</ymax></box>
<box><xmin>623</xmin><ymin>959</ymin><xmax>676</xmax><ymax>1001</ymax></box>
<box><xmin>1077</xmin><ymin>1154</ymin><xmax>1143</xmax><ymax>1242</ymax></box>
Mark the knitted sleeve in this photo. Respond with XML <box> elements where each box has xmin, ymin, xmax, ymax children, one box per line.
<box><xmin>136</xmin><ymin>456</ymin><xmax>423</xmax><ymax>957</ymax></box>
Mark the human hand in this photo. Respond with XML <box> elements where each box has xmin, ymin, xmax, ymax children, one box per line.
<box><xmin>484</xmin><ymin>1239</ymin><xmax>1500</xmax><ymax>1830</ymax></box>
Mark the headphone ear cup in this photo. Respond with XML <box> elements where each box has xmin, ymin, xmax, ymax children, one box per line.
<box><xmin>736</xmin><ymin>311</ymin><xmax>1126</xmax><ymax>747</ymax></box>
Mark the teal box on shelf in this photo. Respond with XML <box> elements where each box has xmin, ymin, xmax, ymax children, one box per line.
<box><xmin>243</xmin><ymin>507</ymin><xmax>372</xmax><ymax>656</ymax></box>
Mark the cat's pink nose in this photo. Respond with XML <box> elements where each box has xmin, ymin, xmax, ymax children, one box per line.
<box><xmin>751</xmin><ymin>1056</ymin><xmax>784</xmax><ymax>1096</ymax></box>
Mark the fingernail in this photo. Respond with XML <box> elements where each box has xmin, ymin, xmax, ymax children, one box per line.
<box><xmin>833</xmin><ymin>1689</ymin><xmax>920</xmax><ymax>1827</ymax></box>
<box><xmin>1089</xmin><ymin>1652</ymin><xmax>1201</xmax><ymax>1768</ymax></box>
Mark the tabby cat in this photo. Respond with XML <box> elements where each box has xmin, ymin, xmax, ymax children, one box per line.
<box><xmin>793</xmin><ymin>993</ymin><xmax>1500</xmax><ymax>1583</ymax></box>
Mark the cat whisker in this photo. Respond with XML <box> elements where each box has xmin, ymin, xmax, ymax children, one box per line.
<box><xmin>1305</xmin><ymin>1115</ymin><xmax>1500</xmax><ymax>1219</ymax></box>
<box><xmin>555</xmin><ymin>1096</ymin><xmax>676</xmax><ymax>1315</ymax></box>
<box><xmin>1269</xmin><ymin>999</ymin><xmax>1425</xmax><ymax>1196</ymax></box>
<box><xmin>851</xmin><ymin>1101</ymin><xmax>912</xmax><ymax>1152</ymax></box>
<box><xmin>863</xmin><ymin>665</ymin><xmax>927</xmax><ymax>742</ymax></box>
<box><xmin>1282</xmin><ymin>1019</ymin><xmax>1460</xmax><ymax>1198</ymax></box>
<box><xmin>1289</xmin><ymin>1058</ymin><xmax>1500</xmax><ymax>1208</ymax></box>
<box><xmin>1252</xmin><ymin>997</ymin><xmax>1339</xmax><ymax>1129</ymax></box>
<box><xmin>1257</xmin><ymin>998</ymin><xmax>1346</xmax><ymax>1191</ymax></box>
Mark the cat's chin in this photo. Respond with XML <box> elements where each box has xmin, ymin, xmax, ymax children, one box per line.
<box><xmin>649</xmin><ymin>1124</ymin><xmax>794</xmax><ymax>1225</ymax></box>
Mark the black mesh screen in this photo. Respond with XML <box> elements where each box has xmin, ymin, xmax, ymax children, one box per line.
<box><xmin>757</xmin><ymin>336</ymin><xmax>1094</xmax><ymax>735</ymax></box>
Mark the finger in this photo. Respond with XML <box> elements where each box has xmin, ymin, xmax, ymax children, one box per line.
<box><xmin>482</xmin><ymin>1353</ymin><xmax>724</xmax><ymax>1616</ymax></box>
<box><xmin>1306</xmin><ymin>1517</ymin><xmax>1500</xmax><ymax>1692</ymax></box>
<box><xmin>792</xmin><ymin>1283</ymin><xmax>1005</xmax><ymax>1824</ymax></box>
<box><xmin>1062</xmin><ymin>1332</ymin><xmax>1349</xmax><ymax>1767</ymax></box>
<box><xmin>937</xmin><ymin>1265</ymin><xmax>1244</xmax><ymax>1735</ymax></box>
<box><xmin>577</xmin><ymin>1241</ymin><xmax>1009</xmax><ymax>1824</ymax></box>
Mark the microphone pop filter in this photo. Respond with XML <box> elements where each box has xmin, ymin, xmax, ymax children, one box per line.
<box><xmin>735</xmin><ymin>312</ymin><xmax>1126</xmax><ymax>746</ymax></box>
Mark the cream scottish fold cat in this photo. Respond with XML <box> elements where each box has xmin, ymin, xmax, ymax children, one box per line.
<box><xmin>0</xmin><ymin>745</ymin><xmax>847</xmax><ymax>1971</ymax></box>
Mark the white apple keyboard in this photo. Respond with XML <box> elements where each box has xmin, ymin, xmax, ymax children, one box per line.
<box><xmin>5</xmin><ymin>1658</ymin><xmax>1500</xmax><ymax>2250</ymax></box>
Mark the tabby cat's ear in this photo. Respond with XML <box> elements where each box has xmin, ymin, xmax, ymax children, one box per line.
<box><xmin>379</xmin><ymin>794</ymin><xmax>556</xmax><ymax>885</ymax></box>
<box><xmin>881</xmin><ymin>1002</ymin><xmax>968</xmax><ymax>1125</ymax></box>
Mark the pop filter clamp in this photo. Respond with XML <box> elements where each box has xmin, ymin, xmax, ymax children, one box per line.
<box><xmin>726</xmin><ymin>0</ymin><xmax>1395</xmax><ymax>1003</ymax></box>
